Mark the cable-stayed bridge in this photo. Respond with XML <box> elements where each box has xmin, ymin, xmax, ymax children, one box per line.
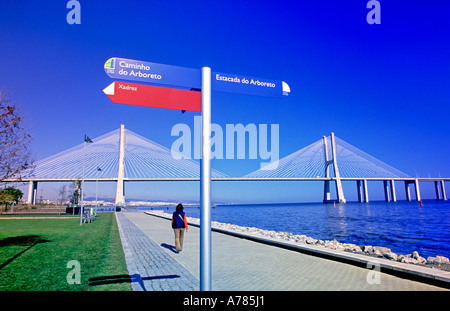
<box><xmin>8</xmin><ymin>125</ymin><xmax>448</xmax><ymax>205</ymax></box>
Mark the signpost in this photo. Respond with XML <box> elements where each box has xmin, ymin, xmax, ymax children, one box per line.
<box><xmin>103</xmin><ymin>81</ymin><xmax>201</xmax><ymax>112</ymax></box>
<box><xmin>103</xmin><ymin>57</ymin><xmax>290</xmax><ymax>291</ymax></box>
<box><xmin>200</xmin><ymin>67</ymin><xmax>212</xmax><ymax>290</ymax></box>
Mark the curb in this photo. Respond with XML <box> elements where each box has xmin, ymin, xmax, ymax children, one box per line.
<box><xmin>115</xmin><ymin>212</ymin><xmax>143</xmax><ymax>291</ymax></box>
<box><xmin>144</xmin><ymin>211</ymin><xmax>450</xmax><ymax>290</ymax></box>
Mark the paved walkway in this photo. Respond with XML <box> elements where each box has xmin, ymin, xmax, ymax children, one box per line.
<box><xmin>116</xmin><ymin>211</ymin><xmax>447</xmax><ymax>291</ymax></box>
<box><xmin>115</xmin><ymin>212</ymin><xmax>198</xmax><ymax>290</ymax></box>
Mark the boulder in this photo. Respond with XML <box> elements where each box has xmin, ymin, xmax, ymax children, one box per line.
<box><xmin>383</xmin><ymin>251</ymin><xmax>398</xmax><ymax>261</ymax></box>
<box><xmin>427</xmin><ymin>256</ymin><xmax>450</xmax><ymax>265</ymax></box>
<box><xmin>437</xmin><ymin>256</ymin><xmax>450</xmax><ymax>263</ymax></box>
<box><xmin>363</xmin><ymin>245</ymin><xmax>374</xmax><ymax>254</ymax></box>
<box><xmin>372</xmin><ymin>246</ymin><xmax>391</xmax><ymax>257</ymax></box>
<box><xmin>292</xmin><ymin>235</ymin><xmax>307</xmax><ymax>244</ymax></box>
<box><xmin>412</xmin><ymin>251</ymin><xmax>427</xmax><ymax>264</ymax></box>
<box><xmin>306</xmin><ymin>237</ymin><xmax>317</xmax><ymax>245</ymax></box>
<box><xmin>315</xmin><ymin>239</ymin><xmax>325</xmax><ymax>247</ymax></box>
<box><xmin>400</xmin><ymin>256</ymin><xmax>418</xmax><ymax>264</ymax></box>
<box><xmin>373</xmin><ymin>246</ymin><xmax>391</xmax><ymax>253</ymax></box>
<box><xmin>343</xmin><ymin>244</ymin><xmax>363</xmax><ymax>253</ymax></box>
<box><xmin>324</xmin><ymin>239</ymin><xmax>338</xmax><ymax>249</ymax></box>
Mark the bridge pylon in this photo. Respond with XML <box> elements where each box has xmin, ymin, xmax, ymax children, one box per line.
<box><xmin>323</xmin><ymin>132</ymin><xmax>346</xmax><ymax>203</ymax></box>
<box><xmin>115</xmin><ymin>124</ymin><xmax>126</xmax><ymax>207</ymax></box>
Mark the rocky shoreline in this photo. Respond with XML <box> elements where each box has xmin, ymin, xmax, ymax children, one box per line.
<box><xmin>150</xmin><ymin>211</ymin><xmax>450</xmax><ymax>272</ymax></box>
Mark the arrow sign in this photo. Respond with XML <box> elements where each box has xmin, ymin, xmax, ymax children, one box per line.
<box><xmin>104</xmin><ymin>57</ymin><xmax>201</xmax><ymax>90</ymax></box>
<box><xmin>211</xmin><ymin>71</ymin><xmax>290</xmax><ymax>98</ymax></box>
<box><xmin>103</xmin><ymin>81</ymin><xmax>201</xmax><ymax>112</ymax></box>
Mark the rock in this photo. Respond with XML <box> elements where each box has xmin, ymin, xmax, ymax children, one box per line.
<box><xmin>412</xmin><ymin>251</ymin><xmax>427</xmax><ymax>264</ymax></box>
<box><xmin>400</xmin><ymin>256</ymin><xmax>418</xmax><ymax>264</ymax></box>
<box><xmin>427</xmin><ymin>256</ymin><xmax>450</xmax><ymax>265</ymax></box>
<box><xmin>372</xmin><ymin>246</ymin><xmax>391</xmax><ymax>257</ymax></box>
<box><xmin>383</xmin><ymin>251</ymin><xmax>398</xmax><ymax>261</ymax></box>
<box><xmin>316</xmin><ymin>239</ymin><xmax>325</xmax><ymax>246</ymax></box>
<box><xmin>343</xmin><ymin>244</ymin><xmax>363</xmax><ymax>253</ymax></box>
<box><xmin>373</xmin><ymin>249</ymin><xmax>383</xmax><ymax>257</ymax></box>
<box><xmin>268</xmin><ymin>231</ymin><xmax>277</xmax><ymax>238</ymax></box>
<box><xmin>336</xmin><ymin>244</ymin><xmax>345</xmax><ymax>251</ymax></box>
<box><xmin>437</xmin><ymin>256</ymin><xmax>450</xmax><ymax>263</ymax></box>
<box><xmin>293</xmin><ymin>235</ymin><xmax>307</xmax><ymax>244</ymax></box>
<box><xmin>282</xmin><ymin>232</ymin><xmax>293</xmax><ymax>240</ymax></box>
<box><xmin>373</xmin><ymin>246</ymin><xmax>391</xmax><ymax>253</ymax></box>
<box><xmin>324</xmin><ymin>239</ymin><xmax>337</xmax><ymax>248</ymax></box>
<box><xmin>325</xmin><ymin>243</ymin><xmax>337</xmax><ymax>250</ymax></box>
<box><xmin>306</xmin><ymin>237</ymin><xmax>317</xmax><ymax>245</ymax></box>
<box><xmin>363</xmin><ymin>245</ymin><xmax>374</xmax><ymax>254</ymax></box>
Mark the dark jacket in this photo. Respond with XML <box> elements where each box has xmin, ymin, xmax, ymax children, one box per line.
<box><xmin>172</xmin><ymin>211</ymin><xmax>188</xmax><ymax>231</ymax></box>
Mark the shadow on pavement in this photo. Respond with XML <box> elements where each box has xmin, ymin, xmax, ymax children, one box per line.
<box><xmin>88</xmin><ymin>274</ymin><xmax>180</xmax><ymax>290</ymax></box>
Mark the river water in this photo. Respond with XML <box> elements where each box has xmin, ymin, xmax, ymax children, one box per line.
<box><xmin>141</xmin><ymin>200</ymin><xmax>450</xmax><ymax>259</ymax></box>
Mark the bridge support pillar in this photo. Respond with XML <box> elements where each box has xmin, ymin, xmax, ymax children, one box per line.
<box><xmin>74</xmin><ymin>180</ymin><xmax>81</xmax><ymax>205</ymax></box>
<box><xmin>383</xmin><ymin>180</ymin><xmax>396</xmax><ymax>202</ymax></box>
<box><xmin>357</xmin><ymin>180</ymin><xmax>363</xmax><ymax>203</ymax></box>
<box><xmin>434</xmin><ymin>181</ymin><xmax>441</xmax><ymax>200</ymax></box>
<box><xmin>404</xmin><ymin>180</ymin><xmax>421</xmax><ymax>202</ymax></box>
<box><xmin>322</xmin><ymin>133</ymin><xmax>346</xmax><ymax>203</ymax></box>
<box><xmin>363</xmin><ymin>180</ymin><xmax>369</xmax><ymax>203</ymax></box>
<box><xmin>441</xmin><ymin>181</ymin><xmax>447</xmax><ymax>200</ymax></box>
<box><xmin>405</xmin><ymin>181</ymin><xmax>412</xmax><ymax>201</ymax></box>
<box><xmin>356</xmin><ymin>180</ymin><xmax>369</xmax><ymax>203</ymax></box>
<box><xmin>324</xmin><ymin>180</ymin><xmax>331</xmax><ymax>202</ymax></box>
<box><xmin>435</xmin><ymin>180</ymin><xmax>447</xmax><ymax>200</ymax></box>
<box><xmin>383</xmin><ymin>180</ymin><xmax>390</xmax><ymax>202</ymax></box>
<box><xmin>27</xmin><ymin>181</ymin><xmax>38</xmax><ymax>205</ymax></box>
<box><xmin>115</xmin><ymin>124</ymin><xmax>126</xmax><ymax>207</ymax></box>
<box><xmin>390</xmin><ymin>180</ymin><xmax>397</xmax><ymax>202</ymax></box>
<box><xmin>414</xmin><ymin>179</ymin><xmax>421</xmax><ymax>202</ymax></box>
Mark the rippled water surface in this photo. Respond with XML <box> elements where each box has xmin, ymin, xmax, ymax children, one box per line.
<box><xmin>146</xmin><ymin>200</ymin><xmax>450</xmax><ymax>258</ymax></box>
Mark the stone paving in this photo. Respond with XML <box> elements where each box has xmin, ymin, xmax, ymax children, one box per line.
<box><xmin>116</xmin><ymin>210</ymin><xmax>448</xmax><ymax>291</ymax></box>
<box><xmin>115</xmin><ymin>212</ymin><xmax>198</xmax><ymax>291</ymax></box>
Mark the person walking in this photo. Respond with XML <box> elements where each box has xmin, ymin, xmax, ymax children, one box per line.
<box><xmin>172</xmin><ymin>203</ymin><xmax>188</xmax><ymax>253</ymax></box>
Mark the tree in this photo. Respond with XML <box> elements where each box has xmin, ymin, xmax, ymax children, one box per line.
<box><xmin>0</xmin><ymin>187</ymin><xmax>23</xmax><ymax>211</ymax></box>
<box><xmin>0</xmin><ymin>89</ymin><xmax>34</xmax><ymax>182</ymax></box>
<box><xmin>59</xmin><ymin>184</ymin><xmax>67</xmax><ymax>206</ymax></box>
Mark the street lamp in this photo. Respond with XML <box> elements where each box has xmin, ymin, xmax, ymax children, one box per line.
<box><xmin>96</xmin><ymin>166</ymin><xmax>102</xmax><ymax>211</ymax></box>
<box><xmin>80</xmin><ymin>134</ymin><xmax>93</xmax><ymax>225</ymax></box>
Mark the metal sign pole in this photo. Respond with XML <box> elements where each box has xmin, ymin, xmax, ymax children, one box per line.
<box><xmin>200</xmin><ymin>66</ymin><xmax>212</xmax><ymax>291</ymax></box>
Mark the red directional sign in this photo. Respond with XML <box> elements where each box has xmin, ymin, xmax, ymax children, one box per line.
<box><xmin>103</xmin><ymin>81</ymin><xmax>201</xmax><ymax>112</ymax></box>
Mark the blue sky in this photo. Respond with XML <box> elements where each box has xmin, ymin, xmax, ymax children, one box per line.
<box><xmin>0</xmin><ymin>1</ymin><xmax>449</xmax><ymax>203</ymax></box>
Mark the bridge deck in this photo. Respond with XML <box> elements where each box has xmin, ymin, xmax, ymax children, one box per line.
<box><xmin>7</xmin><ymin>177</ymin><xmax>450</xmax><ymax>182</ymax></box>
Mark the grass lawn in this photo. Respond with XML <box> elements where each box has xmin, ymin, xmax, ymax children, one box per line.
<box><xmin>0</xmin><ymin>213</ymin><xmax>132</xmax><ymax>291</ymax></box>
